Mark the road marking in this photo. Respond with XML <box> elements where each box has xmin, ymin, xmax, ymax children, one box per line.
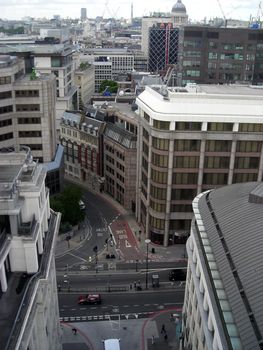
<box><xmin>133</xmin><ymin>305</ymin><xmax>139</xmax><ymax>307</ymax></box>
<box><xmin>80</xmin><ymin>308</ymin><xmax>86</xmax><ymax>310</ymax></box>
<box><xmin>125</xmin><ymin>240</ymin><xmax>131</xmax><ymax>248</ymax></box>
<box><xmin>144</xmin><ymin>304</ymin><xmax>150</xmax><ymax>306</ymax></box>
<box><xmin>71</xmin><ymin>308</ymin><xmax>76</xmax><ymax>311</ymax></box>
<box><xmin>123</xmin><ymin>305</ymin><xmax>129</xmax><ymax>307</ymax></box>
<box><xmin>68</xmin><ymin>252</ymin><xmax>87</xmax><ymax>263</ymax></box>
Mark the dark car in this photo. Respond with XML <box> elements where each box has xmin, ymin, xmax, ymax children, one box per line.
<box><xmin>168</xmin><ymin>269</ymin><xmax>186</xmax><ymax>281</ymax></box>
<box><xmin>78</xmin><ymin>294</ymin><xmax>102</xmax><ymax>305</ymax></box>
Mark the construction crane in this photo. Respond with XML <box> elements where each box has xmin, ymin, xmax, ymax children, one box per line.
<box><xmin>216</xmin><ymin>0</ymin><xmax>227</xmax><ymax>27</ymax></box>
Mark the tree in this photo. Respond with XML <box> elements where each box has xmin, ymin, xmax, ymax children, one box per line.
<box><xmin>50</xmin><ymin>185</ymin><xmax>85</xmax><ymax>227</ymax></box>
<box><xmin>79</xmin><ymin>62</ymin><xmax>90</xmax><ymax>71</ymax></box>
<box><xmin>99</xmin><ymin>80</ymin><xmax>118</xmax><ymax>94</ymax></box>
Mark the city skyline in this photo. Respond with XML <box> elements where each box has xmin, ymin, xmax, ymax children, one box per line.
<box><xmin>0</xmin><ymin>0</ymin><xmax>261</xmax><ymax>22</ymax></box>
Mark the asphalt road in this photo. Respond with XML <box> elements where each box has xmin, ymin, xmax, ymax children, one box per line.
<box><xmin>59</xmin><ymin>290</ymin><xmax>185</xmax><ymax>319</ymax></box>
<box><xmin>56</xmin><ymin>189</ymin><xmax>120</xmax><ymax>269</ymax></box>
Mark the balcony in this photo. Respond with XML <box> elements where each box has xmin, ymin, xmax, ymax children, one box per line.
<box><xmin>18</xmin><ymin>215</ymin><xmax>37</xmax><ymax>236</ymax></box>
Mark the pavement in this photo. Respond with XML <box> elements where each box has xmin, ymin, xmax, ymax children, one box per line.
<box><xmin>56</xmin><ymin>188</ymin><xmax>185</xmax><ymax>349</ymax></box>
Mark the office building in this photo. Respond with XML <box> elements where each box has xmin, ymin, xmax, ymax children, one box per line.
<box><xmin>0</xmin><ymin>55</ymin><xmax>57</xmax><ymax>163</ymax></box>
<box><xmin>74</xmin><ymin>63</ymin><xmax>95</xmax><ymax>109</ymax></box>
<box><xmin>81</xmin><ymin>8</ymin><xmax>87</xmax><ymax>21</ymax></box>
<box><xmin>135</xmin><ymin>84</ymin><xmax>263</xmax><ymax>246</ymax></box>
<box><xmin>0</xmin><ymin>146</ymin><xmax>61</xmax><ymax>350</ymax></box>
<box><xmin>182</xmin><ymin>181</ymin><xmax>263</xmax><ymax>349</ymax></box>
<box><xmin>178</xmin><ymin>26</ymin><xmax>263</xmax><ymax>86</ymax></box>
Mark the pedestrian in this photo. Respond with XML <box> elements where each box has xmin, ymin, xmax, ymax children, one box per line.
<box><xmin>130</xmin><ymin>284</ymin><xmax>132</xmax><ymax>290</ymax></box>
<box><xmin>164</xmin><ymin>333</ymin><xmax>168</xmax><ymax>342</ymax></box>
<box><xmin>134</xmin><ymin>281</ymin><xmax>137</xmax><ymax>289</ymax></box>
<box><xmin>72</xmin><ymin>328</ymin><xmax>77</xmax><ymax>335</ymax></box>
<box><xmin>151</xmin><ymin>335</ymin><xmax>155</xmax><ymax>344</ymax></box>
<box><xmin>170</xmin><ymin>313</ymin><xmax>174</xmax><ymax>322</ymax></box>
<box><xmin>161</xmin><ymin>324</ymin><xmax>166</xmax><ymax>334</ymax></box>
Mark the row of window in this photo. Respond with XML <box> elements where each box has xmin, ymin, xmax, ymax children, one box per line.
<box><xmin>18</xmin><ymin>117</ymin><xmax>41</xmax><ymax>124</ymax></box>
<box><xmin>16</xmin><ymin>104</ymin><xmax>40</xmax><ymax>112</ymax></box>
<box><xmin>15</xmin><ymin>90</ymin><xmax>39</xmax><ymax>97</ymax></box>
<box><xmin>19</xmin><ymin>131</ymin><xmax>42</xmax><ymax>138</ymax></box>
<box><xmin>0</xmin><ymin>119</ymin><xmax>12</xmax><ymax>128</ymax></box>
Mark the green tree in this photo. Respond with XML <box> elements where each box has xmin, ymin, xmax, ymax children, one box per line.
<box><xmin>50</xmin><ymin>185</ymin><xmax>85</xmax><ymax>226</ymax></box>
<box><xmin>79</xmin><ymin>62</ymin><xmax>90</xmax><ymax>71</ymax></box>
<box><xmin>99</xmin><ymin>80</ymin><xmax>118</xmax><ymax>94</ymax></box>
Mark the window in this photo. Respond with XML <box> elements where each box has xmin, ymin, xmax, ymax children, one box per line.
<box><xmin>18</xmin><ymin>117</ymin><xmax>41</xmax><ymax>124</ymax></box>
<box><xmin>209</xmin><ymin>41</ymin><xmax>218</xmax><ymax>48</ymax></box>
<box><xmin>185</xmin><ymin>31</ymin><xmax>202</xmax><ymax>38</ymax></box>
<box><xmin>26</xmin><ymin>144</ymin><xmax>43</xmax><ymax>150</ymax></box>
<box><xmin>149</xmin><ymin>215</ymin><xmax>165</xmax><ymax>230</ymax></box>
<box><xmin>150</xmin><ymin>185</ymin><xmax>167</xmax><ymax>200</ymax></box>
<box><xmin>152</xmin><ymin>152</ymin><xmax>168</xmax><ymax>167</ymax></box>
<box><xmin>207</xmin><ymin>123</ymin><xmax>233</xmax><ymax>131</ymax></box>
<box><xmin>19</xmin><ymin>131</ymin><xmax>42</xmax><ymax>138</ymax></box>
<box><xmin>205</xmin><ymin>140</ymin><xmax>232</xmax><ymax>152</ymax></box>
<box><xmin>174</xmin><ymin>156</ymin><xmax>199</xmax><ymax>168</ymax></box>
<box><xmin>0</xmin><ymin>76</ymin><xmax>11</xmax><ymax>85</ymax></box>
<box><xmin>169</xmin><ymin>219</ymin><xmax>191</xmax><ymax>230</ymax></box>
<box><xmin>150</xmin><ymin>200</ymin><xmax>166</xmax><ymax>212</ymax></box>
<box><xmin>172</xmin><ymin>173</ymin><xmax>198</xmax><ymax>184</ymax></box>
<box><xmin>0</xmin><ymin>105</ymin><xmax>13</xmax><ymax>114</ymax></box>
<box><xmin>236</xmin><ymin>141</ymin><xmax>261</xmax><ymax>152</ymax></box>
<box><xmin>174</xmin><ymin>139</ymin><xmax>200</xmax><ymax>151</ymax></box>
<box><xmin>152</xmin><ymin>137</ymin><xmax>169</xmax><ymax>150</ymax></box>
<box><xmin>142</xmin><ymin>156</ymin><xmax>148</xmax><ymax>171</ymax></box>
<box><xmin>239</xmin><ymin>124</ymin><xmax>263</xmax><ymax>132</ymax></box>
<box><xmin>143</xmin><ymin>141</ymin><xmax>149</xmax><ymax>155</ymax></box>
<box><xmin>204</xmin><ymin>156</ymin><xmax>230</xmax><ymax>168</ymax></box>
<box><xmin>176</xmin><ymin>122</ymin><xmax>202</xmax><ymax>131</ymax></box>
<box><xmin>233</xmin><ymin>173</ymin><xmax>258</xmax><ymax>183</ymax></box>
<box><xmin>143</xmin><ymin>128</ymin><xmax>149</xmax><ymax>141</ymax></box>
<box><xmin>0</xmin><ymin>91</ymin><xmax>12</xmax><ymax>99</ymax></box>
<box><xmin>170</xmin><ymin>204</ymin><xmax>193</xmax><ymax>212</ymax></box>
<box><xmin>15</xmin><ymin>90</ymin><xmax>39</xmax><ymax>97</ymax></box>
<box><xmin>153</xmin><ymin>119</ymin><xmax>170</xmax><ymax>130</ymax></box>
<box><xmin>16</xmin><ymin>104</ymin><xmax>40</xmax><ymax>112</ymax></box>
<box><xmin>0</xmin><ymin>132</ymin><xmax>13</xmax><ymax>141</ymax></box>
<box><xmin>234</xmin><ymin>157</ymin><xmax>259</xmax><ymax>169</ymax></box>
<box><xmin>151</xmin><ymin>169</ymin><xmax>168</xmax><ymax>184</ymax></box>
<box><xmin>0</xmin><ymin>119</ymin><xmax>12</xmax><ymax>127</ymax></box>
<box><xmin>207</xmin><ymin>32</ymin><xmax>219</xmax><ymax>39</ymax></box>
<box><xmin>208</xmin><ymin>52</ymin><xmax>217</xmax><ymax>59</ymax></box>
<box><xmin>144</xmin><ymin>112</ymin><xmax>150</xmax><ymax>122</ymax></box>
<box><xmin>171</xmin><ymin>188</ymin><xmax>197</xmax><ymax>200</ymax></box>
<box><xmin>203</xmin><ymin>173</ymin><xmax>228</xmax><ymax>185</ymax></box>
<box><xmin>185</xmin><ymin>70</ymin><xmax>200</xmax><ymax>77</ymax></box>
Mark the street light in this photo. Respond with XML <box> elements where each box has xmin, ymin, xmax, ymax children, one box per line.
<box><xmin>145</xmin><ymin>239</ymin><xmax>151</xmax><ymax>289</ymax></box>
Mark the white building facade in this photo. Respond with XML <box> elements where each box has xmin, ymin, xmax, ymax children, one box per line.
<box><xmin>135</xmin><ymin>84</ymin><xmax>263</xmax><ymax>246</ymax></box>
<box><xmin>0</xmin><ymin>146</ymin><xmax>61</xmax><ymax>350</ymax></box>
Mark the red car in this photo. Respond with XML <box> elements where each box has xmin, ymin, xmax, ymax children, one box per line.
<box><xmin>77</xmin><ymin>294</ymin><xmax>102</xmax><ymax>305</ymax></box>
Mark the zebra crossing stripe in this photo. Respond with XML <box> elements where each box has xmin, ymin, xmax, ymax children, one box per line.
<box><xmin>70</xmin><ymin>317</ymin><xmax>75</xmax><ymax>321</ymax></box>
<box><xmin>81</xmin><ymin>316</ymin><xmax>87</xmax><ymax>320</ymax></box>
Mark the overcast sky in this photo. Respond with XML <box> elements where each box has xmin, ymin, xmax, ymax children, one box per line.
<box><xmin>0</xmin><ymin>0</ymin><xmax>261</xmax><ymax>21</ymax></box>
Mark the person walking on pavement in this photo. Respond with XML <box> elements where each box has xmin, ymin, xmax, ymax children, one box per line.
<box><xmin>151</xmin><ymin>335</ymin><xmax>155</xmax><ymax>344</ymax></box>
<box><xmin>161</xmin><ymin>324</ymin><xmax>166</xmax><ymax>334</ymax></box>
<box><xmin>164</xmin><ymin>334</ymin><xmax>168</xmax><ymax>342</ymax></box>
<box><xmin>72</xmin><ymin>328</ymin><xmax>77</xmax><ymax>335</ymax></box>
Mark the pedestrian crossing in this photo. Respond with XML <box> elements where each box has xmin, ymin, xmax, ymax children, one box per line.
<box><xmin>59</xmin><ymin>311</ymin><xmax>155</xmax><ymax>323</ymax></box>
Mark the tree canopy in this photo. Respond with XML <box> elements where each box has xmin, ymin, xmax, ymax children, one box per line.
<box><xmin>50</xmin><ymin>185</ymin><xmax>85</xmax><ymax>227</ymax></box>
<box><xmin>99</xmin><ymin>80</ymin><xmax>118</xmax><ymax>94</ymax></box>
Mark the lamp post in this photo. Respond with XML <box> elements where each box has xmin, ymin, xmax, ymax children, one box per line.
<box><xmin>145</xmin><ymin>239</ymin><xmax>151</xmax><ymax>289</ymax></box>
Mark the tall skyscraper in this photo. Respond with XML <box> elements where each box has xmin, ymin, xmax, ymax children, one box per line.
<box><xmin>81</xmin><ymin>7</ymin><xmax>87</xmax><ymax>21</ymax></box>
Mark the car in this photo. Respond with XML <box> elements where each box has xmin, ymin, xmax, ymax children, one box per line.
<box><xmin>77</xmin><ymin>294</ymin><xmax>102</xmax><ymax>305</ymax></box>
<box><xmin>168</xmin><ymin>269</ymin><xmax>186</xmax><ymax>281</ymax></box>
<box><xmin>103</xmin><ymin>338</ymin><xmax>121</xmax><ymax>350</ymax></box>
<box><xmin>78</xmin><ymin>200</ymin><xmax>85</xmax><ymax>210</ymax></box>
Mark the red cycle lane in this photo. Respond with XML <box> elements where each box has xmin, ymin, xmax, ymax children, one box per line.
<box><xmin>110</xmin><ymin>220</ymin><xmax>145</xmax><ymax>261</ymax></box>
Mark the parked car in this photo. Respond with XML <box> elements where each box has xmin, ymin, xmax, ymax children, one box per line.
<box><xmin>77</xmin><ymin>294</ymin><xmax>102</xmax><ymax>305</ymax></box>
<box><xmin>168</xmin><ymin>269</ymin><xmax>186</xmax><ymax>281</ymax></box>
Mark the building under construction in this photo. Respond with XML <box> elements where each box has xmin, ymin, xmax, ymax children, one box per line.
<box><xmin>148</xmin><ymin>22</ymin><xmax>179</xmax><ymax>73</ymax></box>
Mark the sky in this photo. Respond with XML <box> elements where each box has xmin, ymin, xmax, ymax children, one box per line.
<box><xmin>0</xmin><ymin>0</ymin><xmax>261</xmax><ymax>22</ymax></box>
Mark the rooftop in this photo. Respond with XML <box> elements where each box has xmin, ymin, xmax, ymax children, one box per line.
<box><xmin>194</xmin><ymin>182</ymin><xmax>263</xmax><ymax>349</ymax></box>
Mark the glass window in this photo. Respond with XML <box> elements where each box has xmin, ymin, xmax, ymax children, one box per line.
<box><xmin>174</xmin><ymin>139</ymin><xmax>200</xmax><ymax>151</ymax></box>
<box><xmin>149</xmin><ymin>215</ymin><xmax>165</xmax><ymax>230</ymax></box>
<box><xmin>174</xmin><ymin>156</ymin><xmax>199</xmax><ymax>168</ymax></box>
<box><xmin>172</xmin><ymin>173</ymin><xmax>198</xmax><ymax>184</ymax></box>
<box><xmin>150</xmin><ymin>200</ymin><xmax>166</xmax><ymax>212</ymax></box>
<box><xmin>205</xmin><ymin>140</ymin><xmax>232</xmax><ymax>152</ymax></box>
<box><xmin>207</xmin><ymin>123</ymin><xmax>233</xmax><ymax>131</ymax></box>
<box><xmin>143</xmin><ymin>128</ymin><xmax>149</xmax><ymax>141</ymax></box>
<box><xmin>234</xmin><ymin>157</ymin><xmax>259</xmax><ymax>169</ymax></box>
<box><xmin>151</xmin><ymin>169</ymin><xmax>168</xmax><ymax>184</ymax></box>
<box><xmin>170</xmin><ymin>204</ymin><xmax>193</xmax><ymax>212</ymax></box>
<box><xmin>208</xmin><ymin>52</ymin><xmax>217</xmax><ymax>59</ymax></box>
<box><xmin>143</xmin><ymin>141</ymin><xmax>149</xmax><ymax>156</ymax></box>
<box><xmin>152</xmin><ymin>152</ymin><xmax>168</xmax><ymax>167</ymax></box>
<box><xmin>203</xmin><ymin>173</ymin><xmax>228</xmax><ymax>185</ymax></box>
<box><xmin>233</xmin><ymin>173</ymin><xmax>258</xmax><ymax>183</ymax></box>
<box><xmin>153</xmin><ymin>119</ymin><xmax>170</xmax><ymax>130</ymax></box>
<box><xmin>144</xmin><ymin>112</ymin><xmax>150</xmax><ymax>122</ymax></box>
<box><xmin>171</xmin><ymin>188</ymin><xmax>197</xmax><ymax>200</ymax></box>
<box><xmin>152</xmin><ymin>137</ymin><xmax>169</xmax><ymax>151</ymax></box>
<box><xmin>204</xmin><ymin>156</ymin><xmax>230</xmax><ymax>168</ymax></box>
<box><xmin>236</xmin><ymin>141</ymin><xmax>261</xmax><ymax>152</ymax></box>
<box><xmin>176</xmin><ymin>122</ymin><xmax>202</xmax><ymax>131</ymax></box>
<box><xmin>150</xmin><ymin>185</ymin><xmax>167</xmax><ymax>200</ymax></box>
<box><xmin>239</xmin><ymin>123</ymin><xmax>263</xmax><ymax>132</ymax></box>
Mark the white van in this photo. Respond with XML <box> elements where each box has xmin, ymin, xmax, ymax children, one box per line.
<box><xmin>78</xmin><ymin>200</ymin><xmax>85</xmax><ymax>210</ymax></box>
<box><xmin>103</xmin><ymin>338</ymin><xmax>120</xmax><ymax>350</ymax></box>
